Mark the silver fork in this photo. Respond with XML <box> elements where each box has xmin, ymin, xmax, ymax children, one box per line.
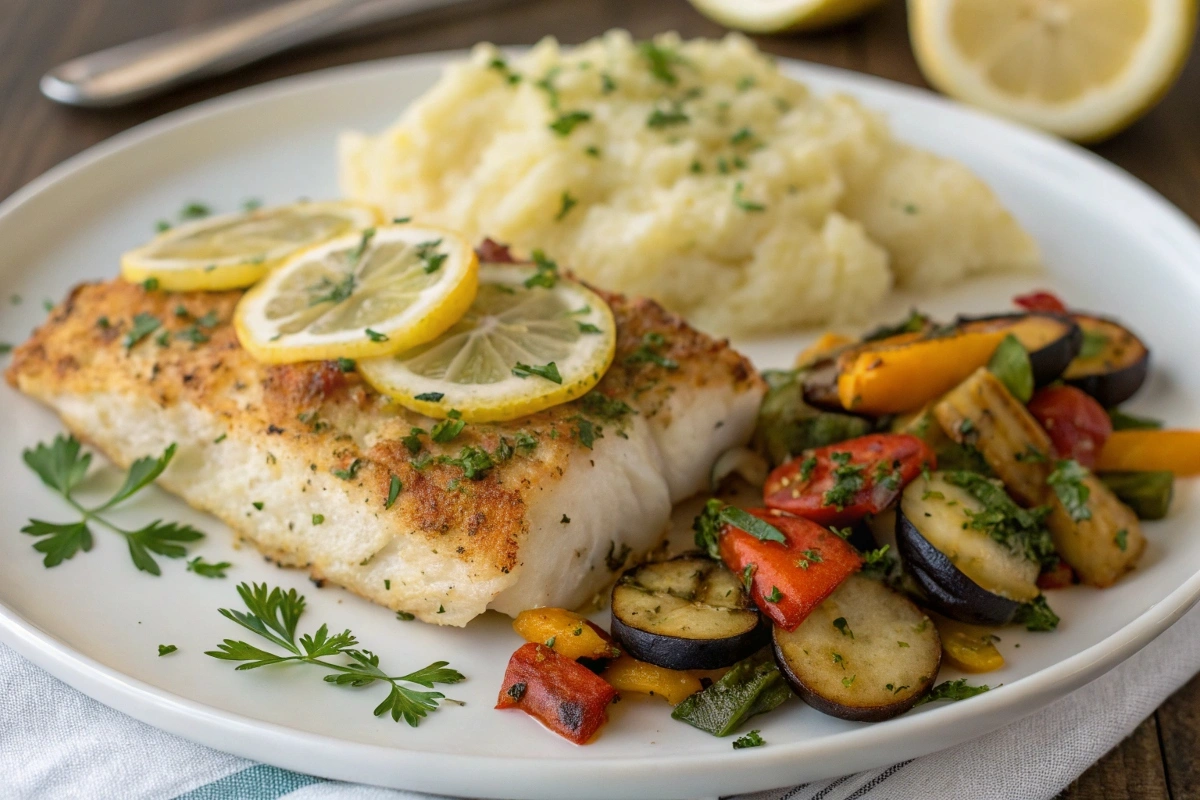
<box><xmin>40</xmin><ymin>0</ymin><xmax>474</xmax><ymax>108</ymax></box>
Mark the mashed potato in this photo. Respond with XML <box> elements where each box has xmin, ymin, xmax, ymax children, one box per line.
<box><xmin>340</xmin><ymin>31</ymin><xmax>1038</xmax><ymax>337</ymax></box>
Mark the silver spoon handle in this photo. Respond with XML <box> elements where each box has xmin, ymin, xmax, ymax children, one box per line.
<box><xmin>40</xmin><ymin>0</ymin><xmax>459</xmax><ymax>107</ymax></box>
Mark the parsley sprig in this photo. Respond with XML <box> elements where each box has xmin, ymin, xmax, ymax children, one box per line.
<box><xmin>694</xmin><ymin>499</ymin><xmax>786</xmax><ymax>559</ymax></box>
<box><xmin>21</xmin><ymin>435</ymin><xmax>203</xmax><ymax>574</ymax></box>
<box><xmin>207</xmin><ymin>583</ymin><xmax>465</xmax><ymax>726</ymax></box>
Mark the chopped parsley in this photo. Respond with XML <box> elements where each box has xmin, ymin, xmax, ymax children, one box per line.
<box><xmin>741</xmin><ymin>563</ymin><xmax>756</xmax><ymax>594</ymax></box>
<box><xmin>822</xmin><ymin>452</ymin><xmax>865</xmax><ymax>511</ymax></box>
<box><xmin>1014</xmin><ymin>595</ymin><xmax>1060</xmax><ymax>631</ymax></box>
<box><xmin>624</xmin><ymin>331</ymin><xmax>678</xmax><ymax>370</ymax></box>
<box><xmin>556</xmin><ymin>191</ymin><xmax>578</xmax><ymax>221</ymax></box>
<box><xmin>440</xmin><ymin>446</ymin><xmax>495</xmax><ymax>480</ymax></box>
<box><xmin>179</xmin><ymin>202</ymin><xmax>211</xmax><ymax>219</ymax></box>
<box><xmin>580</xmin><ymin>391</ymin><xmax>634</xmax><ymax>420</ymax></box>
<box><xmin>397</xmin><ymin>611</ymin><xmax>416</xmax><ymax>621</ymax></box>
<box><xmin>916</xmin><ymin>678</ymin><xmax>991</xmax><ymax>705</ymax></box>
<box><xmin>832</xmin><ymin>617</ymin><xmax>854</xmax><ymax>638</ymax></box>
<box><xmin>1115</xmin><ymin>528</ymin><xmax>1128</xmax><ymax>552</ymax></box>
<box><xmin>730</xmin><ymin>127</ymin><xmax>753</xmax><ymax>145</ymax></box>
<box><xmin>764</xmin><ymin>586</ymin><xmax>782</xmax><ymax>603</ymax></box>
<box><xmin>841</xmin><ymin>675</ymin><xmax>856</xmax><ymax>688</ymax></box>
<box><xmin>488</xmin><ymin>57</ymin><xmax>521</xmax><ymax>84</ymax></box>
<box><xmin>795</xmin><ymin>548</ymin><xmax>822</xmax><ymax>569</ymax></box>
<box><xmin>141</xmin><ymin>277</ymin><xmax>160</xmax><ymax>291</ymax></box>
<box><xmin>512</xmin><ymin>361</ymin><xmax>563</xmax><ymax>384</ymax></box>
<box><xmin>606</xmin><ymin>541</ymin><xmax>632</xmax><ymax>571</ymax></box>
<box><xmin>549</xmin><ymin>111</ymin><xmax>592</xmax><ymax>137</ymax></box>
<box><xmin>524</xmin><ymin>250</ymin><xmax>559</xmax><ymax>289</ymax></box>
<box><xmin>638</xmin><ymin>41</ymin><xmax>685</xmax><ymax>85</ymax></box>
<box><xmin>570</xmin><ymin>415</ymin><xmax>601</xmax><ymax>449</ymax></box>
<box><xmin>402</xmin><ymin>427</ymin><xmax>425</xmax><ymax>455</ymax></box>
<box><xmin>158</xmin><ymin>644</ymin><xmax>178</xmax><ymax>657</ymax></box>
<box><xmin>943</xmin><ymin>471</ymin><xmax>1056</xmax><ymax>566</ymax></box>
<box><xmin>693</xmin><ymin>499</ymin><xmax>786</xmax><ymax>558</ymax></box>
<box><xmin>309</xmin><ymin>272</ymin><xmax>355</xmax><ymax>306</ymax></box>
<box><xmin>312</xmin><ymin>514</ymin><xmax>325</xmax><ymax>525</ymax></box>
<box><xmin>600</xmin><ymin>73</ymin><xmax>617</xmax><ymax>93</ymax></box>
<box><xmin>798</xmin><ymin>455</ymin><xmax>818</xmax><ymax>483</ymax></box>
<box><xmin>414</xmin><ymin>392</ymin><xmax>444</xmax><ymax>402</ymax></box>
<box><xmin>732</xmin><ymin>730</ymin><xmax>764</xmax><ymax>749</ymax></box>
<box><xmin>415</xmin><ymin>239</ymin><xmax>447</xmax><ymax>274</ymax></box>
<box><xmin>430</xmin><ymin>410</ymin><xmax>466</xmax><ymax>443</ymax></box>
<box><xmin>733</xmin><ymin>181</ymin><xmax>766</xmax><ymax>212</ymax></box>
<box><xmin>187</xmin><ymin>557</ymin><xmax>231</xmax><ymax>578</ymax></box>
<box><xmin>646</xmin><ymin>106</ymin><xmax>689</xmax><ymax>129</ymax></box>
<box><xmin>123</xmin><ymin>313</ymin><xmax>162</xmax><ymax>350</ymax></box>
<box><xmin>175</xmin><ymin>325</ymin><xmax>210</xmax><ymax>345</ymax></box>
<box><xmin>365</xmin><ymin>329</ymin><xmax>388</xmax><ymax>343</ymax></box>
<box><xmin>1048</xmin><ymin>459</ymin><xmax>1092</xmax><ymax>523</ymax></box>
<box><xmin>386</xmin><ymin>475</ymin><xmax>403</xmax><ymax>509</ymax></box>
<box><xmin>332</xmin><ymin>459</ymin><xmax>364</xmax><ymax>481</ymax></box>
<box><xmin>577</xmin><ymin>321</ymin><xmax>601</xmax><ymax>334</ymax></box>
<box><xmin>252</xmin><ymin>501</ymin><xmax>264</xmax><ymax>510</ymax></box>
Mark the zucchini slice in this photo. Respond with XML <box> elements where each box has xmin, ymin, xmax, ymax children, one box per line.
<box><xmin>772</xmin><ymin>574</ymin><xmax>941</xmax><ymax>722</ymax></box>
<box><xmin>896</xmin><ymin>474</ymin><xmax>1040</xmax><ymax>625</ymax></box>
<box><xmin>935</xmin><ymin>368</ymin><xmax>1056</xmax><ymax>507</ymax></box>
<box><xmin>611</xmin><ymin>556</ymin><xmax>766</xmax><ymax>670</ymax></box>
<box><xmin>956</xmin><ymin>312</ymin><xmax>1082</xmax><ymax>387</ymax></box>
<box><xmin>1063</xmin><ymin>315</ymin><xmax>1150</xmax><ymax>407</ymax></box>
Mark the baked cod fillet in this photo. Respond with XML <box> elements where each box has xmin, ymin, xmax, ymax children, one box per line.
<box><xmin>6</xmin><ymin>279</ymin><xmax>763</xmax><ymax>626</ymax></box>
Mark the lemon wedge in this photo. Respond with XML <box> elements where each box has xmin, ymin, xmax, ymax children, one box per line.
<box><xmin>121</xmin><ymin>201</ymin><xmax>383</xmax><ymax>291</ymax></box>
<box><xmin>357</xmin><ymin>262</ymin><xmax>617</xmax><ymax>422</ymax></box>
<box><xmin>234</xmin><ymin>224</ymin><xmax>478</xmax><ymax>364</ymax></box>
<box><xmin>687</xmin><ymin>0</ymin><xmax>886</xmax><ymax>32</ymax></box>
<box><xmin>910</xmin><ymin>0</ymin><xmax>1197</xmax><ymax>142</ymax></box>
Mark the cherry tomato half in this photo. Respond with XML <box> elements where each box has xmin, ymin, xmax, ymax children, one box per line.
<box><xmin>1013</xmin><ymin>290</ymin><xmax>1068</xmax><ymax>314</ymax></box>
<box><xmin>763</xmin><ymin>433</ymin><xmax>937</xmax><ymax>526</ymax></box>
<box><xmin>1028</xmin><ymin>385</ymin><xmax>1112</xmax><ymax>468</ymax></box>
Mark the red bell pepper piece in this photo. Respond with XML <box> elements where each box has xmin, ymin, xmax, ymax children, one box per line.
<box><xmin>1037</xmin><ymin>558</ymin><xmax>1076</xmax><ymax>590</ymax></box>
<box><xmin>1028</xmin><ymin>385</ymin><xmax>1112</xmax><ymax>468</ymax></box>
<box><xmin>1013</xmin><ymin>290</ymin><xmax>1068</xmax><ymax>314</ymax></box>
<box><xmin>718</xmin><ymin>508</ymin><xmax>862</xmax><ymax>631</ymax></box>
<box><xmin>495</xmin><ymin>643</ymin><xmax>617</xmax><ymax>744</ymax></box>
<box><xmin>763</xmin><ymin>434</ymin><xmax>936</xmax><ymax>526</ymax></box>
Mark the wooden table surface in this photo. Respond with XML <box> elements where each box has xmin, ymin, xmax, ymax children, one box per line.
<box><xmin>2</xmin><ymin>0</ymin><xmax>1198</xmax><ymax>796</ymax></box>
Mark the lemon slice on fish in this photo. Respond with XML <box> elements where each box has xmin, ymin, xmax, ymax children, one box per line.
<box><xmin>357</xmin><ymin>262</ymin><xmax>617</xmax><ymax>422</ymax></box>
<box><xmin>120</xmin><ymin>201</ymin><xmax>383</xmax><ymax>291</ymax></box>
<box><xmin>234</xmin><ymin>224</ymin><xmax>478</xmax><ymax>364</ymax></box>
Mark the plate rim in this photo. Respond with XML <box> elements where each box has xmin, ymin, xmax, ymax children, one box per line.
<box><xmin>3</xmin><ymin>49</ymin><xmax>1200</xmax><ymax>799</ymax></box>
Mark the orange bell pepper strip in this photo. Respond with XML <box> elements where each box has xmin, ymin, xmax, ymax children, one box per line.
<box><xmin>795</xmin><ymin>332</ymin><xmax>855</xmax><ymax>368</ymax></box>
<box><xmin>601</xmin><ymin>655</ymin><xmax>703</xmax><ymax>705</ymax></box>
<box><xmin>837</xmin><ymin>330</ymin><xmax>1009</xmax><ymax>415</ymax></box>
<box><xmin>718</xmin><ymin>508</ymin><xmax>862</xmax><ymax>631</ymax></box>
<box><xmin>1096</xmin><ymin>430</ymin><xmax>1200</xmax><ymax>476</ymax></box>
<box><xmin>496</xmin><ymin>643</ymin><xmax>618</xmax><ymax>744</ymax></box>
<box><xmin>512</xmin><ymin>608</ymin><xmax>621</xmax><ymax>661</ymax></box>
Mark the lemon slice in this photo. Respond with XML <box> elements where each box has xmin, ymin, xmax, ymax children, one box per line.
<box><xmin>234</xmin><ymin>224</ymin><xmax>478</xmax><ymax>364</ymax></box>
<box><xmin>687</xmin><ymin>0</ymin><xmax>886</xmax><ymax>32</ymax></box>
<box><xmin>121</xmin><ymin>201</ymin><xmax>383</xmax><ymax>292</ymax></box>
<box><xmin>910</xmin><ymin>0</ymin><xmax>1197</xmax><ymax>142</ymax></box>
<box><xmin>357</xmin><ymin>263</ymin><xmax>617</xmax><ymax>422</ymax></box>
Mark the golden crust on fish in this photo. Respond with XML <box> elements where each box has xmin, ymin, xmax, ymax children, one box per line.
<box><xmin>7</xmin><ymin>278</ymin><xmax>763</xmax><ymax>625</ymax></box>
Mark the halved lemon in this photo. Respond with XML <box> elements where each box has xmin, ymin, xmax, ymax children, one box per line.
<box><xmin>910</xmin><ymin>0</ymin><xmax>1197</xmax><ymax>142</ymax></box>
<box><xmin>234</xmin><ymin>224</ymin><xmax>478</xmax><ymax>364</ymax></box>
<box><xmin>121</xmin><ymin>201</ymin><xmax>383</xmax><ymax>291</ymax></box>
<box><xmin>357</xmin><ymin>263</ymin><xmax>617</xmax><ymax>422</ymax></box>
<box><xmin>688</xmin><ymin>0</ymin><xmax>886</xmax><ymax>32</ymax></box>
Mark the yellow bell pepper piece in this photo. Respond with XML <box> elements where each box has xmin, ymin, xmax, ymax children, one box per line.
<box><xmin>512</xmin><ymin>608</ymin><xmax>621</xmax><ymax>661</ymax></box>
<box><xmin>936</xmin><ymin>617</ymin><xmax>1005</xmax><ymax>674</ymax></box>
<box><xmin>601</xmin><ymin>655</ymin><xmax>704</xmax><ymax>705</ymax></box>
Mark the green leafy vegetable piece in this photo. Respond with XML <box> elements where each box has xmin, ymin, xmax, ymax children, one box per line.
<box><xmin>188</xmin><ymin>557</ymin><xmax>232</xmax><ymax>578</ymax></box>
<box><xmin>671</xmin><ymin>650</ymin><xmax>791</xmax><ymax>736</ymax></box>
<box><xmin>124</xmin><ymin>313</ymin><xmax>162</xmax><ymax>350</ymax></box>
<box><xmin>916</xmin><ymin>678</ymin><xmax>991</xmax><ymax>705</ymax></box>
<box><xmin>987</xmin><ymin>334</ymin><xmax>1034</xmax><ymax>403</ymax></box>
<box><xmin>512</xmin><ymin>361</ymin><xmax>563</xmax><ymax>384</ymax></box>
<box><xmin>732</xmin><ymin>730</ymin><xmax>764</xmax><ymax>749</ymax></box>
<box><xmin>1048</xmin><ymin>459</ymin><xmax>1092</xmax><ymax>523</ymax></box>
<box><xmin>1013</xmin><ymin>595</ymin><xmax>1060</xmax><ymax>631</ymax></box>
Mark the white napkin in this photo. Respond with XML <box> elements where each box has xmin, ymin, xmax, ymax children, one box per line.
<box><xmin>4</xmin><ymin>604</ymin><xmax>1199</xmax><ymax>800</ymax></box>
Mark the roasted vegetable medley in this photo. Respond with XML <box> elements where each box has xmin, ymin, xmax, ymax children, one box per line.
<box><xmin>496</xmin><ymin>290</ymin><xmax>1198</xmax><ymax>744</ymax></box>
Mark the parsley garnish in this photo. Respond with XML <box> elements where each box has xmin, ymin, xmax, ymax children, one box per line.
<box><xmin>638</xmin><ymin>41</ymin><xmax>685</xmax><ymax>84</ymax></box>
<box><xmin>1115</xmin><ymin>528</ymin><xmax>1128</xmax><ymax>552</ymax></box>
<box><xmin>833</xmin><ymin>617</ymin><xmax>854</xmax><ymax>638</ymax></box>
<box><xmin>693</xmin><ymin>499</ymin><xmax>787</xmax><ymax>559</ymax></box>
<box><xmin>943</xmin><ymin>471</ymin><xmax>1056</xmax><ymax>566</ymax></box>
<box><xmin>580</xmin><ymin>391</ymin><xmax>634</xmax><ymax>420</ymax></box>
<box><xmin>741</xmin><ymin>563</ymin><xmax>756</xmax><ymax>594</ymax></box>
<box><xmin>1013</xmin><ymin>595</ymin><xmax>1060</xmax><ymax>631</ymax></box>
<box><xmin>397</xmin><ymin>611</ymin><xmax>415</xmax><ymax>621</ymax></box>
<box><xmin>524</xmin><ymin>250</ymin><xmax>559</xmax><ymax>289</ymax></box>
<box><xmin>1048</xmin><ymin>460</ymin><xmax>1092</xmax><ymax>523</ymax></box>
<box><xmin>488</xmin><ymin>57</ymin><xmax>522</xmax><ymax>85</ymax></box>
<box><xmin>732</xmin><ymin>730</ymin><xmax>764</xmax><ymax>749</ymax></box>
<box><xmin>556</xmin><ymin>191</ymin><xmax>578</xmax><ymax>221</ymax></box>
<box><xmin>414</xmin><ymin>392</ymin><xmax>443</xmax><ymax>402</ymax></box>
<box><xmin>822</xmin><ymin>452</ymin><xmax>865</xmax><ymax>511</ymax></box>
<box><xmin>187</xmin><ymin>557</ymin><xmax>232</xmax><ymax>578</ymax></box>
<box><xmin>600</xmin><ymin>73</ymin><xmax>617</xmax><ymax>93</ymax></box>
<box><xmin>386</xmin><ymin>475</ymin><xmax>402</xmax><ymax>509</ymax></box>
<box><xmin>764</xmin><ymin>586</ymin><xmax>782</xmax><ymax>603</ymax></box>
<box><xmin>798</xmin><ymin>455</ymin><xmax>817</xmax><ymax>482</ymax></box>
<box><xmin>309</xmin><ymin>272</ymin><xmax>355</xmax><ymax>306</ymax></box>
<box><xmin>624</xmin><ymin>331</ymin><xmax>678</xmax><ymax>370</ymax></box>
<box><xmin>312</xmin><ymin>514</ymin><xmax>325</xmax><ymax>525</ymax></box>
<box><xmin>365</xmin><ymin>329</ymin><xmax>388</xmax><ymax>343</ymax></box>
<box><xmin>569</xmin><ymin>415</ymin><xmax>602</xmax><ymax>449</ymax></box>
<box><xmin>142</xmin><ymin>277</ymin><xmax>160</xmax><ymax>291</ymax></box>
<box><xmin>512</xmin><ymin>361</ymin><xmax>563</xmax><ymax>384</ymax></box>
<box><xmin>431</xmin><ymin>410</ymin><xmax>466</xmax><ymax>443</ymax></box>
<box><xmin>402</xmin><ymin>427</ymin><xmax>425</xmax><ymax>455</ymax></box>
<box><xmin>916</xmin><ymin>678</ymin><xmax>991</xmax><ymax>706</ymax></box>
<box><xmin>439</xmin><ymin>446</ymin><xmax>495</xmax><ymax>480</ymax></box>
<box><xmin>124</xmin><ymin>313</ymin><xmax>161</xmax><ymax>350</ymax></box>
<box><xmin>335</xmin><ymin>357</ymin><xmax>356</xmax><ymax>372</ymax></box>
<box><xmin>332</xmin><ymin>459</ymin><xmax>364</xmax><ymax>481</ymax></box>
<box><xmin>21</xmin><ymin>436</ymin><xmax>203</xmax><ymax>574</ymax></box>
<box><xmin>549</xmin><ymin>111</ymin><xmax>591</xmax><ymax>136</ymax></box>
<box><xmin>577</xmin><ymin>321</ymin><xmax>601</xmax><ymax>333</ymax></box>
<box><xmin>606</xmin><ymin>541</ymin><xmax>632</xmax><ymax>571</ymax></box>
<box><xmin>180</xmin><ymin>202</ymin><xmax>211</xmax><ymax>219</ymax></box>
<box><xmin>646</xmin><ymin>106</ymin><xmax>689</xmax><ymax>128</ymax></box>
<box><xmin>207</xmin><ymin>582</ymin><xmax>465</xmax><ymax>726</ymax></box>
<box><xmin>730</xmin><ymin>127</ymin><xmax>753</xmax><ymax>145</ymax></box>
<box><xmin>733</xmin><ymin>181</ymin><xmax>766</xmax><ymax>212</ymax></box>
<box><xmin>158</xmin><ymin>644</ymin><xmax>178</xmax><ymax>657</ymax></box>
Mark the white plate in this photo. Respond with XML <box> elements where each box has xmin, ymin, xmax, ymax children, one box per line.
<box><xmin>1</xmin><ymin>52</ymin><xmax>1199</xmax><ymax>800</ymax></box>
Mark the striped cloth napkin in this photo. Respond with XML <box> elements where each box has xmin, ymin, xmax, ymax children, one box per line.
<box><xmin>4</xmin><ymin>602</ymin><xmax>1199</xmax><ymax>800</ymax></box>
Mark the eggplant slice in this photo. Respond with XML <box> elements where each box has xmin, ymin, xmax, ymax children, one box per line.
<box><xmin>611</xmin><ymin>556</ymin><xmax>766</xmax><ymax>670</ymax></box>
<box><xmin>1063</xmin><ymin>314</ymin><xmax>1150</xmax><ymax>407</ymax></box>
<box><xmin>956</xmin><ymin>312</ymin><xmax>1082</xmax><ymax>387</ymax></box>
<box><xmin>895</xmin><ymin>475</ymin><xmax>1040</xmax><ymax>625</ymax></box>
<box><xmin>772</xmin><ymin>574</ymin><xmax>941</xmax><ymax>722</ymax></box>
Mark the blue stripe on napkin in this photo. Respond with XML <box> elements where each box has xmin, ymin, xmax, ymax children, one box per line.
<box><xmin>173</xmin><ymin>765</ymin><xmax>325</xmax><ymax>799</ymax></box>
